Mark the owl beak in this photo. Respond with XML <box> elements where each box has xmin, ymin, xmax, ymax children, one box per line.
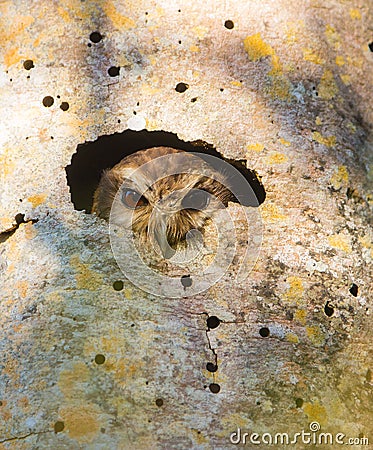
<box><xmin>148</xmin><ymin>211</ymin><xmax>176</xmax><ymax>259</ymax></box>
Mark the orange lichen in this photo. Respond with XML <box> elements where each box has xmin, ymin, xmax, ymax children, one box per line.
<box><xmin>59</xmin><ymin>404</ymin><xmax>100</xmax><ymax>443</ymax></box>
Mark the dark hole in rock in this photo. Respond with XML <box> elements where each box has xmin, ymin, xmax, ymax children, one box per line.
<box><xmin>181</xmin><ymin>274</ymin><xmax>192</xmax><ymax>287</ymax></box>
<box><xmin>369</xmin><ymin>42</ymin><xmax>373</xmax><ymax>52</ymax></box>
<box><xmin>155</xmin><ymin>398</ymin><xmax>164</xmax><ymax>407</ymax></box>
<box><xmin>42</xmin><ymin>96</ymin><xmax>54</xmax><ymax>107</ymax></box>
<box><xmin>54</xmin><ymin>421</ymin><xmax>65</xmax><ymax>433</ymax></box>
<box><xmin>259</xmin><ymin>327</ymin><xmax>270</xmax><ymax>337</ymax></box>
<box><xmin>60</xmin><ymin>102</ymin><xmax>69</xmax><ymax>111</ymax></box>
<box><xmin>324</xmin><ymin>301</ymin><xmax>334</xmax><ymax>317</ymax></box>
<box><xmin>206</xmin><ymin>362</ymin><xmax>218</xmax><ymax>372</ymax></box>
<box><xmin>113</xmin><ymin>280</ymin><xmax>124</xmax><ymax>291</ymax></box>
<box><xmin>23</xmin><ymin>59</ymin><xmax>34</xmax><ymax>70</ymax></box>
<box><xmin>66</xmin><ymin>131</ymin><xmax>266</xmax><ymax>214</ymax></box>
<box><xmin>95</xmin><ymin>354</ymin><xmax>106</xmax><ymax>364</ymax></box>
<box><xmin>90</xmin><ymin>31</ymin><xmax>103</xmax><ymax>43</ymax></box>
<box><xmin>295</xmin><ymin>398</ymin><xmax>303</xmax><ymax>408</ymax></box>
<box><xmin>0</xmin><ymin>401</ymin><xmax>3</xmax><ymax>406</ymax></box>
<box><xmin>349</xmin><ymin>283</ymin><xmax>358</xmax><ymax>297</ymax></box>
<box><xmin>108</xmin><ymin>66</ymin><xmax>120</xmax><ymax>77</ymax></box>
<box><xmin>209</xmin><ymin>383</ymin><xmax>221</xmax><ymax>393</ymax></box>
<box><xmin>207</xmin><ymin>316</ymin><xmax>220</xmax><ymax>329</ymax></box>
<box><xmin>224</xmin><ymin>20</ymin><xmax>234</xmax><ymax>29</ymax></box>
<box><xmin>175</xmin><ymin>82</ymin><xmax>189</xmax><ymax>93</ymax></box>
<box><xmin>191</xmin><ymin>97</ymin><xmax>197</xmax><ymax>102</ymax></box>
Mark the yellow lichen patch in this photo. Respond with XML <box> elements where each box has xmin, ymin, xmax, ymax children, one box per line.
<box><xmin>16</xmin><ymin>281</ymin><xmax>28</xmax><ymax>298</ymax></box>
<box><xmin>286</xmin><ymin>332</ymin><xmax>299</xmax><ymax>343</ymax></box>
<box><xmin>58</xmin><ymin>361</ymin><xmax>90</xmax><ymax>399</ymax></box>
<box><xmin>315</xmin><ymin>116</ymin><xmax>322</xmax><ymax>126</ymax></box>
<box><xmin>230</xmin><ymin>80</ymin><xmax>242</xmax><ymax>87</ymax></box>
<box><xmin>303</xmin><ymin>401</ymin><xmax>327</xmax><ymax>426</ymax></box>
<box><xmin>349</xmin><ymin>8</ymin><xmax>361</xmax><ymax>20</ymax></box>
<box><xmin>267</xmin><ymin>74</ymin><xmax>291</xmax><ymax>100</ymax></box>
<box><xmin>358</xmin><ymin>236</ymin><xmax>373</xmax><ymax>258</ymax></box>
<box><xmin>70</xmin><ymin>254</ymin><xmax>104</xmax><ymax>290</ymax></box>
<box><xmin>103</xmin><ymin>2</ymin><xmax>135</xmax><ymax>30</ymax></box>
<box><xmin>328</xmin><ymin>233</ymin><xmax>352</xmax><ymax>253</ymax></box>
<box><xmin>303</xmin><ymin>48</ymin><xmax>325</xmax><ymax>65</ymax></box>
<box><xmin>340</xmin><ymin>74</ymin><xmax>351</xmax><ymax>85</ymax></box>
<box><xmin>192</xmin><ymin>25</ymin><xmax>208</xmax><ymax>40</ymax></box>
<box><xmin>189</xmin><ymin>45</ymin><xmax>200</xmax><ymax>52</ymax></box>
<box><xmin>330</xmin><ymin>165</ymin><xmax>348</xmax><ymax>190</ymax></box>
<box><xmin>306</xmin><ymin>325</ymin><xmax>325</xmax><ymax>346</ymax></box>
<box><xmin>191</xmin><ymin>428</ymin><xmax>209</xmax><ymax>444</ymax></box>
<box><xmin>3</xmin><ymin>47</ymin><xmax>25</xmax><ymax>67</ymax></box>
<box><xmin>335</xmin><ymin>55</ymin><xmax>345</xmax><ymax>66</ymax></box>
<box><xmin>266</xmin><ymin>152</ymin><xmax>288</xmax><ymax>165</ymax></box>
<box><xmin>282</xmin><ymin>277</ymin><xmax>304</xmax><ymax>305</ymax></box>
<box><xmin>246</xmin><ymin>143</ymin><xmax>264</xmax><ymax>153</ymax></box>
<box><xmin>0</xmin><ymin>151</ymin><xmax>15</xmax><ymax>177</ymax></box>
<box><xmin>279</xmin><ymin>138</ymin><xmax>291</xmax><ymax>147</ymax></box>
<box><xmin>294</xmin><ymin>308</ymin><xmax>307</xmax><ymax>325</ymax></box>
<box><xmin>59</xmin><ymin>404</ymin><xmax>100</xmax><ymax>443</ymax></box>
<box><xmin>243</xmin><ymin>33</ymin><xmax>274</xmax><ymax>61</ymax></box>
<box><xmin>260</xmin><ymin>203</ymin><xmax>286</xmax><ymax>223</ymax></box>
<box><xmin>1</xmin><ymin>14</ymin><xmax>34</xmax><ymax>45</ymax></box>
<box><xmin>57</xmin><ymin>6</ymin><xmax>70</xmax><ymax>22</ymax></box>
<box><xmin>312</xmin><ymin>131</ymin><xmax>336</xmax><ymax>147</ymax></box>
<box><xmin>317</xmin><ymin>70</ymin><xmax>338</xmax><ymax>100</ymax></box>
<box><xmin>325</xmin><ymin>24</ymin><xmax>341</xmax><ymax>50</ymax></box>
<box><xmin>27</xmin><ymin>193</ymin><xmax>47</xmax><ymax>208</ymax></box>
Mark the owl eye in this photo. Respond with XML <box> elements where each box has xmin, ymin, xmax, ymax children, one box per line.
<box><xmin>181</xmin><ymin>189</ymin><xmax>210</xmax><ymax>210</ymax></box>
<box><xmin>121</xmin><ymin>189</ymin><xmax>148</xmax><ymax>209</ymax></box>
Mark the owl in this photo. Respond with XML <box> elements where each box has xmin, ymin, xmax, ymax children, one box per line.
<box><xmin>92</xmin><ymin>147</ymin><xmax>239</xmax><ymax>259</ymax></box>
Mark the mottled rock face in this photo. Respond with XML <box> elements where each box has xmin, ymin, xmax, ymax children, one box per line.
<box><xmin>0</xmin><ymin>1</ymin><xmax>372</xmax><ymax>448</ymax></box>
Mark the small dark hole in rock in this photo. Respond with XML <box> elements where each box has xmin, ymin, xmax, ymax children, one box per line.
<box><xmin>220</xmin><ymin>88</ymin><xmax>224</xmax><ymax>92</ymax></box>
<box><xmin>155</xmin><ymin>398</ymin><xmax>164</xmax><ymax>407</ymax></box>
<box><xmin>95</xmin><ymin>354</ymin><xmax>106</xmax><ymax>365</ymax></box>
<box><xmin>54</xmin><ymin>421</ymin><xmax>65</xmax><ymax>433</ymax></box>
<box><xmin>259</xmin><ymin>327</ymin><xmax>270</xmax><ymax>337</ymax></box>
<box><xmin>178</xmin><ymin>40</ymin><xmax>182</xmax><ymax>44</ymax></box>
<box><xmin>368</xmin><ymin>42</ymin><xmax>373</xmax><ymax>52</ymax></box>
<box><xmin>60</xmin><ymin>102</ymin><xmax>69</xmax><ymax>111</ymax></box>
<box><xmin>324</xmin><ymin>302</ymin><xmax>334</xmax><ymax>317</ymax></box>
<box><xmin>224</xmin><ymin>20</ymin><xmax>234</xmax><ymax>29</ymax></box>
<box><xmin>209</xmin><ymin>383</ymin><xmax>220</xmax><ymax>393</ymax></box>
<box><xmin>295</xmin><ymin>398</ymin><xmax>303</xmax><ymax>408</ymax></box>
<box><xmin>191</xmin><ymin>97</ymin><xmax>197</xmax><ymax>102</ymax></box>
<box><xmin>90</xmin><ymin>31</ymin><xmax>103</xmax><ymax>43</ymax></box>
<box><xmin>0</xmin><ymin>401</ymin><xmax>3</xmax><ymax>406</ymax></box>
<box><xmin>118</xmin><ymin>119</ymin><xmax>121</xmax><ymax>123</ymax></box>
<box><xmin>88</xmin><ymin>43</ymin><xmax>92</xmax><ymax>47</ymax></box>
<box><xmin>175</xmin><ymin>82</ymin><xmax>189</xmax><ymax>93</ymax></box>
<box><xmin>15</xmin><ymin>213</ymin><xmax>25</xmax><ymax>225</ymax></box>
<box><xmin>207</xmin><ymin>316</ymin><xmax>220</xmax><ymax>329</ymax></box>
<box><xmin>113</xmin><ymin>280</ymin><xmax>124</xmax><ymax>291</ymax></box>
<box><xmin>100</xmin><ymin>428</ymin><xmax>106</xmax><ymax>433</ymax></box>
<box><xmin>181</xmin><ymin>274</ymin><xmax>192</xmax><ymax>287</ymax></box>
<box><xmin>206</xmin><ymin>362</ymin><xmax>218</xmax><ymax>372</ymax></box>
<box><xmin>42</xmin><ymin>96</ymin><xmax>54</xmax><ymax>107</ymax></box>
<box><xmin>108</xmin><ymin>66</ymin><xmax>120</xmax><ymax>77</ymax></box>
<box><xmin>23</xmin><ymin>59</ymin><xmax>34</xmax><ymax>70</ymax></box>
<box><xmin>349</xmin><ymin>283</ymin><xmax>358</xmax><ymax>297</ymax></box>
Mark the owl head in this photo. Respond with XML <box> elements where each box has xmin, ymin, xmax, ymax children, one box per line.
<box><xmin>92</xmin><ymin>147</ymin><xmax>241</xmax><ymax>258</ymax></box>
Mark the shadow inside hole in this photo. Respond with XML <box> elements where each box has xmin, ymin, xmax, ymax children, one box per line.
<box><xmin>65</xmin><ymin>130</ymin><xmax>266</xmax><ymax>213</ymax></box>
